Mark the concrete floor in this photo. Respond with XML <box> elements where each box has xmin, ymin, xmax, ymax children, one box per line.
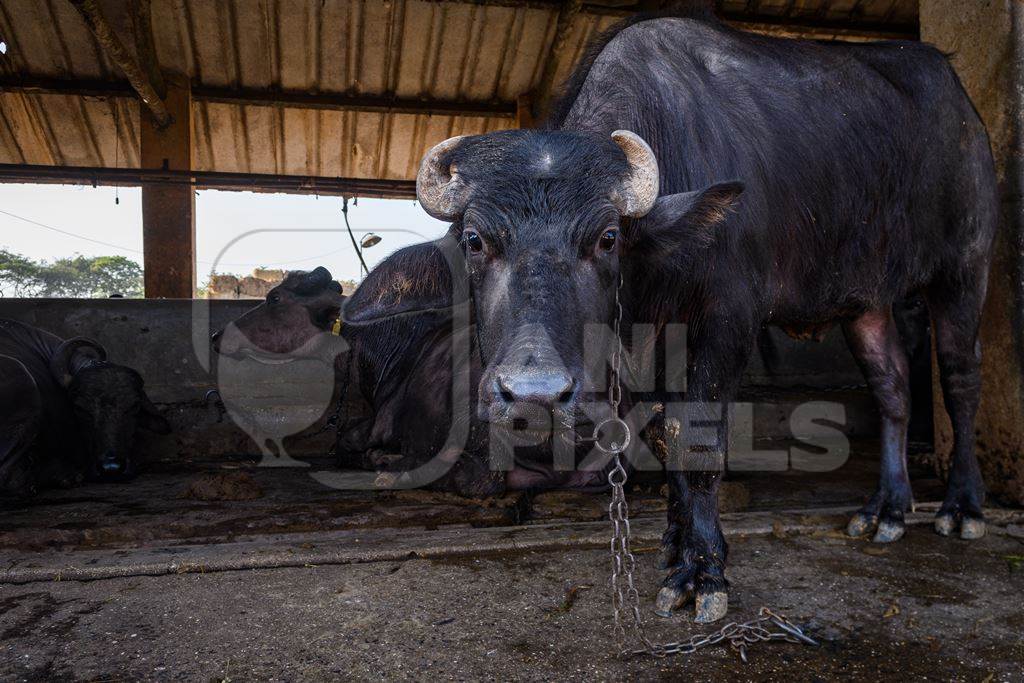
<box><xmin>2</xmin><ymin>443</ymin><xmax>1022</xmax><ymax>681</ymax></box>
<box><xmin>2</xmin><ymin>509</ymin><xmax>1024</xmax><ymax>681</ymax></box>
<box><xmin>0</xmin><ymin>441</ymin><xmax>947</xmax><ymax>553</ymax></box>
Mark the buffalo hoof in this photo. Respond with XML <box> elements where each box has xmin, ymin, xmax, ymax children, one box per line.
<box><xmin>846</xmin><ymin>513</ymin><xmax>877</xmax><ymax>538</ymax></box>
<box><xmin>373</xmin><ymin>471</ymin><xmax>400</xmax><ymax>489</ymax></box>
<box><xmin>934</xmin><ymin>512</ymin><xmax>986</xmax><ymax>539</ymax></box>
<box><xmin>694</xmin><ymin>592</ymin><xmax>728</xmax><ymax>624</ymax></box>
<box><xmin>654</xmin><ymin>586</ymin><xmax>689</xmax><ymax>618</ymax></box>
<box><xmin>960</xmin><ymin>517</ymin><xmax>986</xmax><ymax>540</ymax></box>
<box><xmin>934</xmin><ymin>513</ymin><xmax>956</xmax><ymax>537</ymax></box>
<box><xmin>872</xmin><ymin>520</ymin><xmax>905</xmax><ymax>544</ymax></box>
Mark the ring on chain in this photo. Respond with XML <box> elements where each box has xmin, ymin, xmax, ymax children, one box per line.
<box><xmin>593</xmin><ymin>417</ymin><xmax>631</xmax><ymax>454</ymax></box>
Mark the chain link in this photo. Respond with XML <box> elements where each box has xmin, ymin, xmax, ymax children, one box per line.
<box><xmin>287</xmin><ymin>349</ymin><xmax>353</xmax><ymax>450</ymax></box>
<box><xmin>604</xmin><ymin>274</ymin><xmax>818</xmax><ymax>661</ymax></box>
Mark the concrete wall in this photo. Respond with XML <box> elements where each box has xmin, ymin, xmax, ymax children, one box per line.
<box><xmin>0</xmin><ymin>298</ymin><xmax>877</xmax><ymax>465</ymax></box>
<box><xmin>0</xmin><ymin>298</ymin><xmax>340</xmax><ymax>463</ymax></box>
<box><xmin>2</xmin><ymin>298</ymin><xmax>251</xmax><ymax>402</ymax></box>
<box><xmin>921</xmin><ymin>1</ymin><xmax>1024</xmax><ymax>505</ymax></box>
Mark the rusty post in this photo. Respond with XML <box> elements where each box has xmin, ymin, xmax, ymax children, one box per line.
<box><xmin>516</xmin><ymin>94</ymin><xmax>535</xmax><ymax>128</ymax></box>
<box><xmin>141</xmin><ymin>78</ymin><xmax>194</xmax><ymax>298</ymax></box>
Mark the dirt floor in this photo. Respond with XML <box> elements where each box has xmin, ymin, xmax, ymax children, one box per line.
<box><xmin>2</xmin><ymin>519</ymin><xmax>1023</xmax><ymax>681</ymax></box>
<box><xmin>2</xmin><ymin>442</ymin><xmax>1023</xmax><ymax>681</ymax></box>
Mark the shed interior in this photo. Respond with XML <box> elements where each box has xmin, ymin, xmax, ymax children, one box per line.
<box><xmin>0</xmin><ymin>0</ymin><xmax>959</xmax><ymax>557</ymax></box>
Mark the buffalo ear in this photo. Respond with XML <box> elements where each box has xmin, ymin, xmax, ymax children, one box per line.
<box><xmin>640</xmin><ymin>181</ymin><xmax>744</xmax><ymax>246</ymax></box>
<box><xmin>293</xmin><ymin>266</ymin><xmax>333</xmax><ymax>295</ymax></box>
<box><xmin>314</xmin><ymin>292</ymin><xmax>346</xmax><ymax>330</ymax></box>
<box><xmin>139</xmin><ymin>394</ymin><xmax>171</xmax><ymax>434</ymax></box>
<box><xmin>342</xmin><ymin>234</ymin><xmax>467</xmax><ymax>324</ymax></box>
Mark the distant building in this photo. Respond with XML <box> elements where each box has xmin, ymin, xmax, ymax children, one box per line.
<box><xmin>206</xmin><ymin>270</ymin><xmax>358</xmax><ymax>298</ymax></box>
<box><xmin>207</xmin><ymin>269</ymin><xmax>285</xmax><ymax>299</ymax></box>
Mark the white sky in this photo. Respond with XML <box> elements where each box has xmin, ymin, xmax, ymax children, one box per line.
<box><xmin>0</xmin><ymin>184</ymin><xmax>449</xmax><ymax>284</ymax></box>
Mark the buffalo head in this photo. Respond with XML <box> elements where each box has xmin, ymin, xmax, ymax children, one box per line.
<box><xmin>212</xmin><ymin>267</ymin><xmax>346</xmax><ymax>361</ymax></box>
<box><xmin>51</xmin><ymin>338</ymin><xmax>170</xmax><ymax>479</ymax></box>
<box><xmin>344</xmin><ymin>129</ymin><xmax>743</xmax><ymax>440</ymax></box>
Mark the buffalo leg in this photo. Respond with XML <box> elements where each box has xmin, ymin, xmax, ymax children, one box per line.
<box><xmin>843</xmin><ymin>308</ymin><xmax>913</xmax><ymax>543</ymax></box>
<box><xmin>657</xmin><ymin>320</ymin><xmax>752</xmax><ymax>623</ymax></box>
<box><xmin>928</xmin><ymin>275</ymin><xmax>987</xmax><ymax>539</ymax></box>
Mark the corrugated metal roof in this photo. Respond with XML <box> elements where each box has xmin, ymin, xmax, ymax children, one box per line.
<box><xmin>0</xmin><ymin>0</ymin><xmax>918</xmax><ymax>185</ymax></box>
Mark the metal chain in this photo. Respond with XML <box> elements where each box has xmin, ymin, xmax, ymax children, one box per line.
<box><xmin>604</xmin><ymin>274</ymin><xmax>652</xmax><ymax>652</ymax></box>
<box><xmin>326</xmin><ymin>350</ymin><xmax>355</xmax><ymax>456</ymax></box>
<box><xmin>298</xmin><ymin>393</ymin><xmax>345</xmax><ymax>442</ymax></box>
<box><xmin>602</xmin><ymin>274</ymin><xmax>818</xmax><ymax>661</ymax></box>
<box><xmin>289</xmin><ymin>350</ymin><xmax>353</xmax><ymax>448</ymax></box>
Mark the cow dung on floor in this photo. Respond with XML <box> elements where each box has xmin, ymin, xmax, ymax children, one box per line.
<box><xmin>182</xmin><ymin>470</ymin><xmax>264</xmax><ymax>501</ymax></box>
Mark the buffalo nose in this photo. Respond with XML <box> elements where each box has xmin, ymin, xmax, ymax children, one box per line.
<box><xmin>210</xmin><ymin>329</ymin><xmax>222</xmax><ymax>353</ymax></box>
<box><xmin>495</xmin><ymin>371</ymin><xmax>577</xmax><ymax>408</ymax></box>
<box><xmin>99</xmin><ymin>450</ymin><xmax>125</xmax><ymax>475</ymax></box>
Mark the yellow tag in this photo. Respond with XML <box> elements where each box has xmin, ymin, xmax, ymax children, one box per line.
<box><xmin>331</xmin><ymin>317</ymin><xmax>342</xmax><ymax>336</ymax></box>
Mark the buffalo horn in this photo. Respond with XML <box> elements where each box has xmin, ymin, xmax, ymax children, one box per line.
<box><xmin>610</xmin><ymin>130</ymin><xmax>660</xmax><ymax>217</ymax></box>
<box><xmin>50</xmin><ymin>338</ymin><xmax>107</xmax><ymax>388</ymax></box>
<box><xmin>416</xmin><ymin>136</ymin><xmax>470</xmax><ymax>221</ymax></box>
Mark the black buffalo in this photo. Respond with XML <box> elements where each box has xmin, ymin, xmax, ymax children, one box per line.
<box><xmin>343</xmin><ymin>9</ymin><xmax>998</xmax><ymax>623</ymax></box>
<box><xmin>0</xmin><ymin>319</ymin><xmax>170</xmax><ymax>497</ymax></box>
<box><xmin>211</xmin><ymin>267</ymin><xmax>612</xmax><ymax>495</ymax></box>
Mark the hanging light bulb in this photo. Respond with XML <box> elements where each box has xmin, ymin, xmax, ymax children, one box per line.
<box><xmin>360</xmin><ymin>233</ymin><xmax>382</xmax><ymax>249</ymax></box>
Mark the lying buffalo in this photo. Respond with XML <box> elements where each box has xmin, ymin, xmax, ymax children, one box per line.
<box><xmin>211</xmin><ymin>267</ymin><xmax>615</xmax><ymax>495</ymax></box>
<box><xmin>0</xmin><ymin>319</ymin><xmax>170</xmax><ymax>497</ymax></box>
<box><xmin>343</xmin><ymin>8</ymin><xmax>997</xmax><ymax>623</ymax></box>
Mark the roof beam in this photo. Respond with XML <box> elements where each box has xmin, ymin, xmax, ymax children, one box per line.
<box><xmin>0</xmin><ymin>76</ymin><xmax>518</xmax><ymax>118</ymax></box>
<box><xmin>721</xmin><ymin>14</ymin><xmax>917</xmax><ymax>40</ymax></box>
<box><xmin>0</xmin><ymin>163</ymin><xmax>417</xmax><ymax>199</ymax></box>
<box><xmin>66</xmin><ymin>0</ymin><xmax>171</xmax><ymax>127</ymax></box>
<box><xmin>420</xmin><ymin>0</ymin><xmax>918</xmax><ymax>40</ymax></box>
<box><xmin>0</xmin><ymin>76</ymin><xmax>135</xmax><ymax>99</ymax></box>
<box><xmin>531</xmin><ymin>0</ymin><xmax>583</xmax><ymax>121</ymax></box>
<box><xmin>194</xmin><ymin>86</ymin><xmax>517</xmax><ymax>118</ymax></box>
<box><xmin>420</xmin><ymin>0</ymin><xmax>624</xmax><ymax>16</ymax></box>
<box><xmin>129</xmin><ymin>0</ymin><xmax>166</xmax><ymax>101</ymax></box>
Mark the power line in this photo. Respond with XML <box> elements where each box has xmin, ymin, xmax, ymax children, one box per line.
<box><xmin>0</xmin><ymin>208</ymin><xmax>144</xmax><ymax>254</ymax></box>
<box><xmin>0</xmin><ymin>207</ymin><xmax>367</xmax><ymax>270</ymax></box>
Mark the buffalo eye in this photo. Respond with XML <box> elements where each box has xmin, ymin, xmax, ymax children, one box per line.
<box><xmin>463</xmin><ymin>229</ymin><xmax>483</xmax><ymax>254</ymax></box>
<box><xmin>598</xmin><ymin>228</ymin><xmax>618</xmax><ymax>253</ymax></box>
<box><xmin>268</xmin><ymin>292</ymin><xmax>281</xmax><ymax>304</ymax></box>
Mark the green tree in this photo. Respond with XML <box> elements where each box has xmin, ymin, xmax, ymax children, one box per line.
<box><xmin>85</xmin><ymin>255</ymin><xmax>144</xmax><ymax>297</ymax></box>
<box><xmin>0</xmin><ymin>249</ymin><xmax>42</xmax><ymax>296</ymax></box>
<box><xmin>0</xmin><ymin>249</ymin><xmax>143</xmax><ymax>298</ymax></box>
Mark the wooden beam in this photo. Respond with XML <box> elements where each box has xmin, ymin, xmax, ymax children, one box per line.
<box><xmin>516</xmin><ymin>94</ymin><xmax>535</xmax><ymax>128</ymax></box>
<box><xmin>531</xmin><ymin>0</ymin><xmax>583</xmax><ymax>121</ymax></box>
<box><xmin>141</xmin><ymin>79</ymin><xmax>192</xmax><ymax>298</ymax></box>
<box><xmin>722</xmin><ymin>15</ymin><xmax>917</xmax><ymax>40</ymax></box>
<box><xmin>420</xmin><ymin>0</ymin><xmax>919</xmax><ymax>40</ymax></box>
<box><xmin>421</xmin><ymin>0</ymin><xmax>626</xmax><ymax>17</ymax></box>
<box><xmin>0</xmin><ymin>163</ymin><xmax>418</xmax><ymax>199</ymax></box>
<box><xmin>66</xmin><ymin>0</ymin><xmax>171</xmax><ymax>127</ymax></box>
<box><xmin>0</xmin><ymin>76</ymin><xmax>518</xmax><ymax>118</ymax></box>
<box><xmin>193</xmin><ymin>86</ymin><xmax>517</xmax><ymax>118</ymax></box>
<box><xmin>129</xmin><ymin>0</ymin><xmax>166</xmax><ymax>100</ymax></box>
<box><xmin>0</xmin><ymin>76</ymin><xmax>135</xmax><ymax>99</ymax></box>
